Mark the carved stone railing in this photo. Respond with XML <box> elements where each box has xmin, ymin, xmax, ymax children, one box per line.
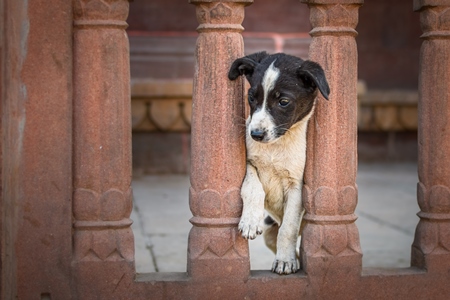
<box><xmin>5</xmin><ymin>0</ymin><xmax>450</xmax><ymax>298</ymax></box>
<box><xmin>300</xmin><ymin>0</ymin><xmax>363</xmax><ymax>296</ymax></box>
<box><xmin>187</xmin><ymin>0</ymin><xmax>253</xmax><ymax>280</ymax></box>
<box><xmin>412</xmin><ymin>0</ymin><xmax>450</xmax><ymax>272</ymax></box>
<box><xmin>131</xmin><ymin>79</ymin><xmax>418</xmax><ymax>133</ymax></box>
<box><xmin>358</xmin><ymin>89</ymin><xmax>419</xmax><ymax>131</ymax></box>
<box><xmin>131</xmin><ymin>79</ymin><xmax>192</xmax><ymax>132</ymax></box>
<box><xmin>72</xmin><ymin>0</ymin><xmax>134</xmax><ymax>295</ymax></box>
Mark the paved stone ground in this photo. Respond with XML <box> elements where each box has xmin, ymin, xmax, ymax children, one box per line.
<box><xmin>131</xmin><ymin>162</ymin><xmax>419</xmax><ymax>273</ymax></box>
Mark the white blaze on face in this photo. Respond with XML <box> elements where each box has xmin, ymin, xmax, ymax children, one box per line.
<box><xmin>249</xmin><ymin>61</ymin><xmax>280</xmax><ymax>142</ymax></box>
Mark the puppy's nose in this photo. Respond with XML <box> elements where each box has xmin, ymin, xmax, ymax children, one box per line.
<box><xmin>250</xmin><ymin>129</ymin><xmax>265</xmax><ymax>141</ymax></box>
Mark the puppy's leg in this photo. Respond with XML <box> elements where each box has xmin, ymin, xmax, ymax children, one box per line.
<box><xmin>272</xmin><ymin>185</ymin><xmax>302</xmax><ymax>275</ymax></box>
<box><xmin>239</xmin><ymin>164</ymin><xmax>265</xmax><ymax>240</ymax></box>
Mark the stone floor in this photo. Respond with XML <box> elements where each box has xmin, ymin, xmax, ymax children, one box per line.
<box><xmin>131</xmin><ymin>162</ymin><xmax>419</xmax><ymax>273</ymax></box>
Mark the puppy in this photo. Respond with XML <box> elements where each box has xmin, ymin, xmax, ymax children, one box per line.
<box><xmin>228</xmin><ymin>52</ymin><xmax>330</xmax><ymax>275</ymax></box>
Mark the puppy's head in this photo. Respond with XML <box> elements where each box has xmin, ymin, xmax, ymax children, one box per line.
<box><xmin>228</xmin><ymin>52</ymin><xmax>330</xmax><ymax>143</ymax></box>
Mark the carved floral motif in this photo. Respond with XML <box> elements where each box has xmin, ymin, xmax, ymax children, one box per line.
<box><xmin>420</xmin><ymin>6</ymin><xmax>450</xmax><ymax>34</ymax></box>
<box><xmin>191</xmin><ymin>1</ymin><xmax>250</xmax><ymax>31</ymax></box>
<box><xmin>188</xmin><ymin>227</ymin><xmax>247</xmax><ymax>260</ymax></box>
<box><xmin>74</xmin><ymin>227</ymin><xmax>134</xmax><ymax>261</ymax></box>
<box><xmin>73</xmin><ymin>188</ymin><xmax>132</xmax><ymax>221</ymax></box>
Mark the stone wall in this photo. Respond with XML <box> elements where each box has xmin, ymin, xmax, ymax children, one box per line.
<box><xmin>127</xmin><ymin>0</ymin><xmax>421</xmax><ymax>89</ymax></box>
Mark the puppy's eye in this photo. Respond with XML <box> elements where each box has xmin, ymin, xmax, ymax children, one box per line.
<box><xmin>248</xmin><ymin>94</ymin><xmax>255</xmax><ymax>103</ymax></box>
<box><xmin>279</xmin><ymin>99</ymin><xmax>290</xmax><ymax>107</ymax></box>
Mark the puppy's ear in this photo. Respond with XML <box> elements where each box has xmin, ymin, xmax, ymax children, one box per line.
<box><xmin>297</xmin><ymin>60</ymin><xmax>330</xmax><ymax>100</ymax></box>
<box><xmin>228</xmin><ymin>51</ymin><xmax>269</xmax><ymax>82</ymax></box>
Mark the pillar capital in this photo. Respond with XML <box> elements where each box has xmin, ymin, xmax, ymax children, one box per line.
<box><xmin>414</xmin><ymin>2</ymin><xmax>450</xmax><ymax>39</ymax></box>
<box><xmin>301</xmin><ymin>0</ymin><xmax>363</xmax><ymax>37</ymax></box>
<box><xmin>189</xmin><ymin>0</ymin><xmax>253</xmax><ymax>32</ymax></box>
<box><xmin>73</xmin><ymin>0</ymin><xmax>130</xmax><ymax>28</ymax></box>
<box><xmin>189</xmin><ymin>0</ymin><xmax>253</xmax><ymax>3</ymax></box>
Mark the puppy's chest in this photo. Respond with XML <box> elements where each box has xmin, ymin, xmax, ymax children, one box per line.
<box><xmin>247</xmin><ymin>136</ymin><xmax>306</xmax><ymax>182</ymax></box>
<box><xmin>248</xmin><ymin>142</ymin><xmax>305</xmax><ymax>218</ymax></box>
<box><xmin>248</xmin><ymin>152</ymin><xmax>294</xmax><ymax>179</ymax></box>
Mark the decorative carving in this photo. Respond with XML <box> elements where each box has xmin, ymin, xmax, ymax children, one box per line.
<box><xmin>210</xmin><ymin>3</ymin><xmax>232</xmax><ymax>21</ymax></box>
<box><xmin>73</xmin><ymin>0</ymin><xmax>129</xmax><ymax>24</ymax></box>
<box><xmin>414</xmin><ymin>182</ymin><xmax>450</xmax><ymax>261</ymax></box>
<box><xmin>188</xmin><ymin>227</ymin><xmax>247</xmax><ymax>260</ymax></box>
<box><xmin>418</xmin><ymin>6</ymin><xmax>450</xmax><ymax>37</ymax></box>
<box><xmin>429</xmin><ymin>185</ymin><xmax>450</xmax><ymax>213</ymax></box>
<box><xmin>309</xmin><ymin>4</ymin><xmax>359</xmax><ymax>37</ymax></box>
<box><xmin>191</xmin><ymin>0</ymin><xmax>250</xmax><ymax>32</ymax></box>
<box><xmin>74</xmin><ymin>227</ymin><xmax>134</xmax><ymax>261</ymax></box>
<box><xmin>189</xmin><ymin>187</ymin><xmax>242</xmax><ymax>219</ymax></box>
<box><xmin>73</xmin><ymin>188</ymin><xmax>132</xmax><ymax>221</ymax></box>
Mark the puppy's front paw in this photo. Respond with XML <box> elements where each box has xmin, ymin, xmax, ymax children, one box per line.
<box><xmin>271</xmin><ymin>258</ymin><xmax>298</xmax><ymax>275</ymax></box>
<box><xmin>238</xmin><ymin>213</ymin><xmax>264</xmax><ymax>240</ymax></box>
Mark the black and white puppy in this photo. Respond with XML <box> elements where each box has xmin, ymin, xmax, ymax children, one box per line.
<box><xmin>228</xmin><ymin>52</ymin><xmax>330</xmax><ymax>275</ymax></box>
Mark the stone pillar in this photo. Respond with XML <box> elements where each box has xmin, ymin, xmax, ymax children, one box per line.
<box><xmin>300</xmin><ymin>0</ymin><xmax>363</xmax><ymax>295</ymax></box>
<box><xmin>188</xmin><ymin>0</ymin><xmax>252</xmax><ymax>280</ymax></box>
<box><xmin>72</xmin><ymin>0</ymin><xmax>134</xmax><ymax>296</ymax></box>
<box><xmin>412</xmin><ymin>0</ymin><xmax>450</xmax><ymax>272</ymax></box>
<box><xmin>2</xmin><ymin>0</ymin><xmax>73</xmax><ymax>298</ymax></box>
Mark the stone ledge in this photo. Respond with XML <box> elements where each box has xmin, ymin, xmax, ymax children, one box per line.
<box><xmin>131</xmin><ymin>79</ymin><xmax>192</xmax><ymax>132</ymax></box>
<box><xmin>358</xmin><ymin>89</ymin><xmax>418</xmax><ymax>131</ymax></box>
<box><xmin>131</xmin><ymin>80</ymin><xmax>418</xmax><ymax>133</ymax></box>
<box><xmin>131</xmin><ymin>78</ymin><xmax>193</xmax><ymax>98</ymax></box>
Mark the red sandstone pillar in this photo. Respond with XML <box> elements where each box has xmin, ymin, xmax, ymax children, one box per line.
<box><xmin>300</xmin><ymin>0</ymin><xmax>363</xmax><ymax>295</ymax></box>
<box><xmin>412</xmin><ymin>0</ymin><xmax>450</xmax><ymax>272</ymax></box>
<box><xmin>188</xmin><ymin>0</ymin><xmax>252</xmax><ymax>280</ymax></box>
<box><xmin>72</xmin><ymin>0</ymin><xmax>134</xmax><ymax>296</ymax></box>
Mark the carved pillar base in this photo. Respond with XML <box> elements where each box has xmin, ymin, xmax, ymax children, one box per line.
<box><xmin>187</xmin><ymin>222</ymin><xmax>249</xmax><ymax>279</ymax></box>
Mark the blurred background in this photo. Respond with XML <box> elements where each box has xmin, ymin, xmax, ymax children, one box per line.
<box><xmin>128</xmin><ymin>0</ymin><xmax>420</xmax><ymax>174</ymax></box>
<box><xmin>127</xmin><ymin>0</ymin><xmax>421</xmax><ymax>272</ymax></box>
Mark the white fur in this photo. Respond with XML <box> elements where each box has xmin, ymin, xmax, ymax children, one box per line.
<box><xmin>239</xmin><ymin>105</ymin><xmax>314</xmax><ymax>274</ymax></box>
<box><xmin>248</xmin><ymin>62</ymin><xmax>280</xmax><ymax>142</ymax></box>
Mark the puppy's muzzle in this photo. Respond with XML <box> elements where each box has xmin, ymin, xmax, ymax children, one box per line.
<box><xmin>250</xmin><ymin>129</ymin><xmax>266</xmax><ymax>142</ymax></box>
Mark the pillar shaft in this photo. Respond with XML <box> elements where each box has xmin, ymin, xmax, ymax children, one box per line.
<box><xmin>412</xmin><ymin>0</ymin><xmax>450</xmax><ymax>272</ymax></box>
<box><xmin>72</xmin><ymin>0</ymin><xmax>134</xmax><ymax>296</ymax></box>
<box><xmin>300</xmin><ymin>0</ymin><xmax>363</xmax><ymax>296</ymax></box>
<box><xmin>188</xmin><ymin>0</ymin><xmax>252</xmax><ymax>280</ymax></box>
